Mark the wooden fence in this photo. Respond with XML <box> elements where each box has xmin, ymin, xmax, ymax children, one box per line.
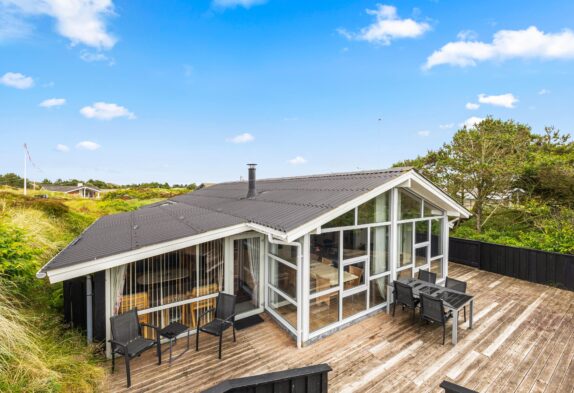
<box><xmin>449</xmin><ymin>237</ymin><xmax>574</xmax><ymax>291</ymax></box>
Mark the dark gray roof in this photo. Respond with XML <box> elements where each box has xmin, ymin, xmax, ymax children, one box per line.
<box><xmin>40</xmin><ymin>167</ymin><xmax>410</xmax><ymax>273</ymax></box>
<box><xmin>42</xmin><ymin>184</ymin><xmax>101</xmax><ymax>192</ymax></box>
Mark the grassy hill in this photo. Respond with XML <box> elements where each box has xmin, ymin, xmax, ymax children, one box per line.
<box><xmin>0</xmin><ymin>187</ymin><xmax>189</xmax><ymax>392</ymax></box>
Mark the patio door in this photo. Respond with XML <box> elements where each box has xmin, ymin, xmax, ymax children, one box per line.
<box><xmin>233</xmin><ymin>236</ymin><xmax>263</xmax><ymax>316</ymax></box>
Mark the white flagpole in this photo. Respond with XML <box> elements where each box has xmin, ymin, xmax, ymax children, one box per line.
<box><xmin>23</xmin><ymin>144</ymin><xmax>27</xmax><ymax>196</ymax></box>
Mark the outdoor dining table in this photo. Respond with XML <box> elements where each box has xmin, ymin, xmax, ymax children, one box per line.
<box><xmin>386</xmin><ymin>277</ymin><xmax>474</xmax><ymax>345</ymax></box>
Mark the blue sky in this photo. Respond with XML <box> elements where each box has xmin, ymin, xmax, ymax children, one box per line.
<box><xmin>1</xmin><ymin>0</ymin><xmax>574</xmax><ymax>184</ymax></box>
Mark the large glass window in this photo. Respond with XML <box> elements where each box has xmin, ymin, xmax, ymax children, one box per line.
<box><xmin>342</xmin><ymin>291</ymin><xmax>367</xmax><ymax>319</ymax></box>
<box><xmin>310</xmin><ymin>233</ymin><xmax>340</xmax><ymax>294</ymax></box>
<box><xmin>415</xmin><ymin>246</ymin><xmax>428</xmax><ymax>267</ymax></box>
<box><xmin>269</xmin><ymin>257</ymin><xmax>297</xmax><ymax>299</ymax></box>
<box><xmin>343</xmin><ymin>228</ymin><xmax>367</xmax><ymax>260</ymax></box>
<box><xmin>323</xmin><ymin>209</ymin><xmax>355</xmax><ymax>229</ymax></box>
<box><xmin>269</xmin><ymin>243</ymin><xmax>298</xmax><ymax>265</ymax></box>
<box><xmin>431</xmin><ymin>219</ymin><xmax>443</xmax><ymax>257</ymax></box>
<box><xmin>397</xmin><ymin>268</ymin><xmax>413</xmax><ymax>280</ymax></box>
<box><xmin>369</xmin><ymin>276</ymin><xmax>389</xmax><ymax>307</ymax></box>
<box><xmin>415</xmin><ymin>220</ymin><xmax>429</xmax><ymax>244</ymax></box>
<box><xmin>399</xmin><ymin>190</ymin><xmax>422</xmax><ymax>220</ymax></box>
<box><xmin>358</xmin><ymin>192</ymin><xmax>390</xmax><ymax>224</ymax></box>
<box><xmin>424</xmin><ymin>201</ymin><xmax>443</xmax><ymax>217</ymax></box>
<box><xmin>431</xmin><ymin>257</ymin><xmax>444</xmax><ymax>279</ymax></box>
<box><xmin>343</xmin><ymin>261</ymin><xmax>365</xmax><ymax>290</ymax></box>
<box><xmin>398</xmin><ymin>223</ymin><xmax>413</xmax><ymax>267</ymax></box>
<box><xmin>268</xmin><ymin>289</ymin><xmax>297</xmax><ymax>328</ymax></box>
<box><xmin>309</xmin><ymin>293</ymin><xmax>339</xmax><ymax>333</ymax></box>
<box><xmin>370</xmin><ymin>226</ymin><xmax>389</xmax><ymax>275</ymax></box>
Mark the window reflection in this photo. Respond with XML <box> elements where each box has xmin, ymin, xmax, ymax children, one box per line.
<box><xmin>343</xmin><ymin>228</ymin><xmax>367</xmax><ymax>260</ymax></box>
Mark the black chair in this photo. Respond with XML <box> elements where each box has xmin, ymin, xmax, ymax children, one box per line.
<box><xmin>109</xmin><ymin>308</ymin><xmax>161</xmax><ymax>388</ymax></box>
<box><xmin>445</xmin><ymin>276</ymin><xmax>468</xmax><ymax>322</ymax></box>
<box><xmin>392</xmin><ymin>281</ymin><xmax>420</xmax><ymax>322</ymax></box>
<box><xmin>196</xmin><ymin>293</ymin><xmax>237</xmax><ymax>359</ymax></box>
<box><xmin>420</xmin><ymin>293</ymin><xmax>452</xmax><ymax>345</ymax></box>
<box><xmin>418</xmin><ymin>269</ymin><xmax>437</xmax><ymax>284</ymax></box>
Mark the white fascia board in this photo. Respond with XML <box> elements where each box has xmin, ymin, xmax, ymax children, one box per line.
<box><xmin>409</xmin><ymin>171</ymin><xmax>471</xmax><ymax>218</ymax></box>
<box><xmin>283</xmin><ymin>172</ymin><xmax>413</xmax><ymax>242</ymax></box>
<box><xmin>44</xmin><ymin>224</ymin><xmax>251</xmax><ymax>283</ymax></box>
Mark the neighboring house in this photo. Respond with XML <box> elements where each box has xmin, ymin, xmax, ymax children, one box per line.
<box><xmin>42</xmin><ymin>183</ymin><xmax>101</xmax><ymax>198</ymax></box>
<box><xmin>460</xmin><ymin>188</ymin><xmax>526</xmax><ymax>210</ymax></box>
<box><xmin>36</xmin><ymin>165</ymin><xmax>470</xmax><ymax>355</ymax></box>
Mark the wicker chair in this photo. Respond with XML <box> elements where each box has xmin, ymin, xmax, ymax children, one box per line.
<box><xmin>445</xmin><ymin>276</ymin><xmax>468</xmax><ymax>322</ymax></box>
<box><xmin>418</xmin><ymin>269</ymin><xmax>437</xmax><ymax>284</ymax></box>
<box><xmin>109</xmin><ymin>309</ymin><xmax>161</xmax><ymax>388</ymax></box>
<box><xmin>196</xmin><ymin>293</ymin><xmax>237</xmax><ymax>359</ymax></box>
<box><xmin>420</xmin><ymin>293</ymin><xmax>452</xmax><ymax>345</ymax></box>
<box><xmin>392</xmin><ymin>281</ymin><xmax>420</xmax><ymax>322</ymax></box>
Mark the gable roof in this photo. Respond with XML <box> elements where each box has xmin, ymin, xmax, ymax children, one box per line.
<box><xmin>42</xmin><ymin>184</ymin><xmax>101</xmax><ymax>193</ymax></box>
<box><xmin>37</xmin><ymin>167</ymin><xmax>470</xmax><ymax>282</ymax></box>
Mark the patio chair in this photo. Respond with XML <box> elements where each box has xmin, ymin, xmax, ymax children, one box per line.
<box><xmin>196</xmin><ymin>292</ymin><xmax>237</xmax><ymax>359</ymax></box>
<box><xmin>109</xmin><ymin>308</ymin><xmax>161</xmax><ymax>388</ymax></box>
<box><xmin>419</xmin><ymin>293</ymin><xmax>452</xmax><ymax>345</ymax></box>
<box><xmin>445</xmin><ymin>276</ymin><xmax>468</xmax><ymax>322</ymax></box>
<box><xmin>418</xmin><ymin>269</ymin><xmax>437</xmax><ymax>284</ymax></box>
<box><xmin>392</xmin><ymin>281</ymin><xmax>420</xmax><ymax>322</ymax></box>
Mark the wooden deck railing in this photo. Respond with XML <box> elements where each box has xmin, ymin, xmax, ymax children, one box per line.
<box><xmin>201</xmin><ymin>364</ymin><xmax>332</xmax><ymax>393</ymax></box>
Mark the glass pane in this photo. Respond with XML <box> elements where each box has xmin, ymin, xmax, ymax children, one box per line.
<box><xmin>397</xmin><ymin>268</ymin><xmax>413</xmax><ymax>280</ymax></box>
<box><xmin>369</xmin><ymin>276</ymin><xmax>389</xmax><ymax>307</ymax></box>
<box><xmin>342</xmin><ymin>291</ymin><xmax>367</xmax><ymax>319</ymax></box>
<box><xmin>310</xmin><ymin>232</ymin><xmax>340</xmax><ymax>266</ymax></box>
<box><xmin>431</xmin><ymin>219</ymin><xmax>443</xmax><ymax>257</ymax></box>
<box><xmin>269</xmin><ymin>243</ymin><xmax>298</xmax><ymax>265</ymax></box>
<box><xmin>424</xmin><ymin>201</ymin><xmax>443</xmax><ymax>217</ymax></box>
<box><xmin>310</xmin><ymin>260</ymin><xmax>339</xmax><ymax>294</ymax></box>
<box><xmin>269</xmin><ymin>257</ymin><xmax>297</xmax><ymax>300</ymax></box>
<box><xmin>268</xmin><ymin>289</ymin><xmax>297</xmax><ymax>328</ymax></box>
<box><xmin>309</xmin><ymin>292</ymin><xmax>339</xmax><ymax>332</ymax></box>
<box><xmin>323</xmin><ymin>209</ymin><xmax>355</xmax><ymax>228</ymax></box>
<box><xmin>415</xmin><ymin>246</ymin><xmax>428</xmax><ymax>267</ymax></box>
<box><xmin>358</xmin><ymin>192</ymin><xmax>390</xmax><ymax>224</ymax></box>
<box><xmin>343</xmin><ymin>261</ymin><xmax>365</xmax><ymax>290</ymax></box>
<box><xmin>415</xmin><ymin>220</ymin><xmax>429</xmax><ymax>244</ymax></box>
<box><xmin>234</xmin><ymin>238</ymin><xmax>261</xmax><ymax>313</ymax></box>
<box><xmin>343</xmin><ymin>228</ymin><xmax>368</xmax><ymax>260</ymax></box>
<box><xmin>398</xmin><ymin>223</ymin><xmax>413</xmax><ymax>268</ymax></box>
<box><xmin>399</xmin><ymin>190</ymin><xmax>422</xmax><ymax>220</ymax></box>
<box><xmin>198</xmin><ymin>239</ymin><xmax>225</xmax><ymax>294</ymax></box>
<box><xmin>370</xmin><ymin>226</ymin><xmax>389</xmax><ymax>275</ymax></box>
<box><xmin>431</xmin><ymin>258</ymin><xmax>444</xmax><ymax>279</ymax></box>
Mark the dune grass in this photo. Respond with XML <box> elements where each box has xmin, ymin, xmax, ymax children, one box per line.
<box><xmin>0</xmin><ymin>188</ymin><xmax>169</xmax><ymax>392</ymax></box>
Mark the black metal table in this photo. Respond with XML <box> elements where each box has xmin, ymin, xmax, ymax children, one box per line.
<box><xmin>159</xmin><ymin>322</ymin><xmax>190</xmax><ymax>363</ymax></box>
<box><xmin>387</xmin><ymin>278</ymin><xmax>474</xmax><ymax>344</ymax></box>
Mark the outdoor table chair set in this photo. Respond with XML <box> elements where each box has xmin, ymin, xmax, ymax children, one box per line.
<box><xmin>387</xmin><ymin>270</ymin><xmax>474</xmax><ymax>345</ymax></box>
<box><xmin>109</xmin><ymin>292</ymin><xmax>238</xmax><ymax>388</ymax></box>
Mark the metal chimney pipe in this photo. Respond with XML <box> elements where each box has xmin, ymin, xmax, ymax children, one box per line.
<box><xmin>247</xmin><ymin>163</ymin><xmax>257</xmax><ymax>198</ymax></box>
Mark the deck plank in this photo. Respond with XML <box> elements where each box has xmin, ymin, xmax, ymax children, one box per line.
<box><xmin>107</xmin><ymin>263</ymin><xmax>574</xmax><ymax>393</ymax></box>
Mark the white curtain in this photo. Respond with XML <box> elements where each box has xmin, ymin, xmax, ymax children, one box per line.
<box><xmin>372</xmin><ymin>227</ymin><xmax>388</xmax><ymax>297</ymax></box>
<box><xmin>111</xmin><ymin>264</ymin><xmax>127</xmax><ymax>315</ymax></box>
<box><xmin>245</xmin><ymin>238</ymin><xmax>260</xmax><ymax>306</ymax></box>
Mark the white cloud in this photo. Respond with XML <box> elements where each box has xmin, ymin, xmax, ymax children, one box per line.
<box><xmin>339</xmin><ymin>4</ymin><xmax>431</xmax><ymax>45</ymax></box>
<box><xmin>1</xmin><ymin>0</ymin><xmax>116</xmax><ymax>49</ymax></box>
<box><xmin>465</xmin><ymin>102</ymin><xmax>480</xmax><ymax>110</ymax></box>
<box><xmin>80</xmin><ymin>102</ymin><xmax>135</xmax><ymax>120</ymax></box>
<box><xmin>212</xmin><ymin>0</ymin><xmax>266</xmax><ymax>9</ymax></box>
<box><xmin>538</xmin><ymin>88</ymin><xmax>550</xmax><ymax>95</ymax></box>
<box><xmin>39</xmin><ymin>98</ymin><xmax>66</xmax><ymax>108</ymax></box>
<box><xmin>227</xmin><ymin>133</ymin><xmax>254</xmax><ymax>144</ymax></box>
<box><xmin>424</xmin><ymin>26</ymin><xmax>574</xmax><ymax>69</ymax></box>
<box><xmin>76</xmin><ymin>141</ymin><xmax>101</xmax><ymax>150</ymax></box>
<box><xmin>439</xmin><ymin>123</ymin><xmax>454</xmax><ymax>129</ymax></box>
<box><xmin>0</xmin><ymin>72</ymin><xmax>34</xmax><ymax>89</ymax></box>
<box><xmin>461</xmin><ymin>116</ymin><xmax>484</xmax><ymax>129</ymax></box>
<box><xmin>478</xmin><ymin>93</ymin><xmax>518</xmax><ymax>108</ymax></box>
<box><xmin>80</xmin><ymin>50</ymin><xmax>115</xmax><ymax>65</ymax></box>
<box><xmin>56</xmin><ymin>143</ymin><xmax>69</xmax><ymax>152</ymax></box>
<box><xmin>288</xmin><ymin>156</ymin><xmax>307</xmax><ymax>165</ymax></box>
<box><xmin>417</xmin><ymin>130</ymin><xmax>430</xmax><ymax>137</ymax></box>
<box><xmin>457</xmin><ymin>30</ymin><xmax>478</xmax><ymax>41</ymax></box>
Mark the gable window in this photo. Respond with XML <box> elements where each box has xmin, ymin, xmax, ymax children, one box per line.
<box><xmin>323</xmin><ymin>209</ymin><xmax>355</xmax><ymax>229</ymax></box>
<box><xmin>399</xmin><ymin>189</ymin><xmax>422</xmax><ymax>220</ymax></box>
<box><xmin>357</xmin><ymin>192</ymin><xmax>390</xmax><ymax>224</ymax></box>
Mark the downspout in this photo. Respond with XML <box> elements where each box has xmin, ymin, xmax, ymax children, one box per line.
<box><xmin>267</xmin><ymin>234</ymin><xmax>303</xmax><ymax>349</ymax></box>
<box><xmin>86</xmin><ymin>275</ymin><xmax>93</xmax><ymax>344</ymax></box>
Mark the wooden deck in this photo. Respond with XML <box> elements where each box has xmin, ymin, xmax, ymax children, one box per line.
<box><xmin>108</xmin><ymin>263</ymin><xmax>574</xmax><ymax>393</ymax></box>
